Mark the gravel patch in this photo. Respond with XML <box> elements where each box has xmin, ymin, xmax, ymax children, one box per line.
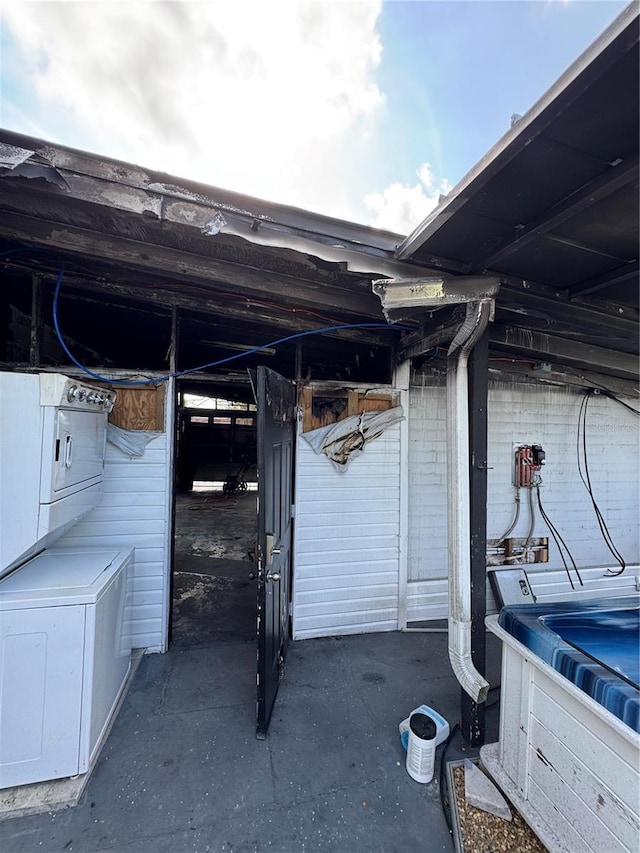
<box><xmin>451</xmin><ymin>765</ymin><xmax>548</xmax><ymax>853</ymax></box>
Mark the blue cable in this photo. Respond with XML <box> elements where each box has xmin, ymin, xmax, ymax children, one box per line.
<box><xmin>49</xmin><ymin>263</ymin><xmax>409</xmax><ymax>387</ymax></box>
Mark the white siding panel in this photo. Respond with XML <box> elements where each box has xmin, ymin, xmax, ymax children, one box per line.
<box><xmin>408</xmin><ymin>374</ymin><xmax>639</xmax><ymax>621</ymax></box>
<box><xmin>57</xmin><ymin>432</ymin><xmax>171</xmax><ymax>651</ymax></box>
<box><xmin>406</xmin><ymin>579</ymin><xmax>448</xmax><ymax>622</ymax></box>
<box><xmin>296</xmin><ymin>572</ymin><xmax>398</xmax><ymax>590</ymax></box>
<box><xmin>293</xmin><ymin>422</ymin><xmax>401</xmax><ymax>640</ymax></box>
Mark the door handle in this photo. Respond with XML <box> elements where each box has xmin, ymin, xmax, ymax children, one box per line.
<box><xmin>64</xmin><ymin>435</ymin><xmax>73</xmax><ymax>468</ymax></box>
<box><xmin>266</xmin><ymin>571</ymin><xmax>281</xmax><ymax>582</ymax></box>
<box><xmin>265</xmin><ymin>533</ymin><xmax>281</xmax><ymax>563</ymax></box>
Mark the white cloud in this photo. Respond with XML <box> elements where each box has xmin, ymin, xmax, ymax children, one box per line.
<box><xmin>364</xmin><ymin>162</ymin><xmax>452</xmax><ymax>235</ymax></box>
<box><xmin>2</xmin><ymin>0</ymin><xmax>384</xmax><ymax>219</ymax></box>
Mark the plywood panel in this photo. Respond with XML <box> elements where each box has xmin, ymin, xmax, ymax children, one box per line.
<box><xmin>109</xmin><ymin>385</ymin><xmax>165</xmax><ymax>430</ymax></box>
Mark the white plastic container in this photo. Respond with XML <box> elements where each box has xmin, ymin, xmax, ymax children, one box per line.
<box><xmin>399</xmin><ymin>704</ymin><xmax>449</xmax><ymax>751</ymax></box>
<box><xmin>406</xmin><ymin>712</ymin><xmax>437</xmax><ymax>783</ymax></box>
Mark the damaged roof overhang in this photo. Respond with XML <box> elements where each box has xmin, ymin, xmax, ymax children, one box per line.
<box><xmin>0</xmin><ymin>4</ymin><xmax>638</xmax><ymax>391</ymax></box>
<box><xmin>0</xmin><ymin>134</ymin><xmax>425</xmax><ymax>385</ymax></box>
<box><xmin>392</xmin><ymin>3</ymin><xmax>639</xmax><ymax>386</ymax></box>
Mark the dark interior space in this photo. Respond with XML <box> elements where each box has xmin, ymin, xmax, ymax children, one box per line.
<box><xmin>0</xmin><ymin>230</ymin><xmax>400</xmax><ymax>387</ymax></box>
<box><xmin>171</xmin><ymin>381</ymin><xmax>259</xmax><ymax>651</ymax></box>
<box><xmin>175</xmin><ymin>382</ymin><xmax>258</xmax><ymax>490</ymax></box>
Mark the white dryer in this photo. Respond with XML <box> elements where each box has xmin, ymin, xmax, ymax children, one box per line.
<box><xmin>0</xmin><ymin>547</ymin><xmax>132</xmax><ymax>789</ymax></box>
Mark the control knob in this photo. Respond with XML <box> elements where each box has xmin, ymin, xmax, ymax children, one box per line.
<box><xmin>66</xmin><ymin>385</ymin><xmax>87</xmax><ymax>403</ymax></box>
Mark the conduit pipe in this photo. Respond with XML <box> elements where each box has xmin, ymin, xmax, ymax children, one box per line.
<box><xmin>446</xmin><ymin>299</ymin><xmax>493</xmax><ymax>704</ymax></box>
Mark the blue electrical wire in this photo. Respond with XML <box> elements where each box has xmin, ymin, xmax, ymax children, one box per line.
<box><xmin>47</xmin><ymin>263</ymin><xmax>410</xmax><ymax>387</ymax></box>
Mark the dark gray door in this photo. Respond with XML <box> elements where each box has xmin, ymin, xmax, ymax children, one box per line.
<box><xmin>256</xmin><ymin>366</ymin><xmax>295</xmax><ymax>738</ymax></box>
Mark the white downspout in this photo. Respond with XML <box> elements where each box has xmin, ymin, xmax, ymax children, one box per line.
<box><xmin>446</xmin><ymin>300</ymin><xmax>493</xmax><ymax>703</ymax></box>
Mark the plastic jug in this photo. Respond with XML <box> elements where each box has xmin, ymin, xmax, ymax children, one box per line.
<box><xmin>406</xmin><ymin>712</ymin><xmax>437</xmax><ymax>783</ymax></box>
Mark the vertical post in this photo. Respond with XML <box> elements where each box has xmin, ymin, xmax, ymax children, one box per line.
<box><xmin>395</xmin><ymin>360</ymin><xmax>410</xmax><ymax>631</ymax></box>
<box><xmin>167</xmin><ymin>306</ymin><xmax>179</xmax><ymax>647</ymax></box>
<box><xmin>170</xmin><ymin>306</ymin><xmax>179</xmax><ymax>374</ymax></box>
<box><xmin>29</xmin><ymin>274</ymin><xmax>42</xmax><ymax>367</ymax></box>
<box><xmin>461</xmin><ymin>325</ymin><xmax>489</xmax><ymax>746</ymax></box>
<box><xmin>294</xmin><ymin>339</ymin><xmax>303</xmax><ymax>389</ymax></box>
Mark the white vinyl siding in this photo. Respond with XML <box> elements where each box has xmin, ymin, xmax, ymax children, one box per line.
<box><xmin>292</xmin><ymin>421</ymin><xmax>401</xmax><ymax>639</ymax></box>
<box><xmin>407</xmin><ymin>373</ymin><xmax>640</xmax><ymax>621</ymax></box>
<box><xmin>57</xmin><ymin>428</ymin><xmax>172</xmax><ymax>652</ymax></box>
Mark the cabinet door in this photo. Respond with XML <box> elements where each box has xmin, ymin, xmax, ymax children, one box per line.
<box><xmin>0</xmin><ymin>604</ymin><xmax>85</xmax><ymax>788</ymax></box>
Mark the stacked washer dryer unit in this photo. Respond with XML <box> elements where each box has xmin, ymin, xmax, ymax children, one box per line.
<box><xmin>0</xmin><ymin>373</ymin><xmax>133</xmax><ymax>790</ymax></box>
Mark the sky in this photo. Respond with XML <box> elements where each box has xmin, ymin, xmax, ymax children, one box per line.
<box><xmin>0</xmin><ymin>0</ymin><xmax>630</xmax><ymax>235</ymax></box>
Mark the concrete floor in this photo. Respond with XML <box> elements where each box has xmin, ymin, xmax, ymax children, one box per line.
<box><xmin>0</xmin><ymin>490</ymin><xmax>501</xmax><ymax>853</ymax></box>
<box><xmin>171</xmin><ymin>490</ymin><xmax>257</xmax><ymax>647</ymax></box>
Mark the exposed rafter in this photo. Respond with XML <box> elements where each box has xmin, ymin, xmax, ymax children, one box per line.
<box><xmin>489</xmin><ymin>324</ymin><xmax>639</xmax><ymax>380</ymax></box>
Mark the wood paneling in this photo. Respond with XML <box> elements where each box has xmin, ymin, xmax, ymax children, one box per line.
<box><xmin>109</xmin><ymin>386</ymin><xmax>165</xmax><ymax>431</ymax></box>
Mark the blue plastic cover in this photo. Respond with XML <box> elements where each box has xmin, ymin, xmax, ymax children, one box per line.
<box><xmin>498</xmin><ymin>596</ymin><xmax>640</xmax><ymax>733</ymax></box>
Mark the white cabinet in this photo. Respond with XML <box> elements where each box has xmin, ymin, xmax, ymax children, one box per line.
<box><xmin>0</xmin><ymin>548</ymin><xmax>132</xmax><ymax>789</ymax></box>
<box><xmin>0</xmin><ymin>372</ymin><xmax>115</xmax><ymax>576</ymax></box>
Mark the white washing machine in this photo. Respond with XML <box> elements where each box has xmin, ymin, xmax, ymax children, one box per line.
<box><xmin>0</xmin><ymin>547</ymin><xmax>132</xmax><ymax>789</ymax></box>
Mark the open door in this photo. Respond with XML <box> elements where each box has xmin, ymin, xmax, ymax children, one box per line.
<box><xmin>256</xmin><ymin>366</ymin><xmax>295</xmax><ymax>738</ymax></box>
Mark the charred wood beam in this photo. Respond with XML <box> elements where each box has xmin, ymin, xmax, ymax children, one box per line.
<box><xmin>0</xmin><ymin>211</ymin><xmax>383</xmax><ymax>320</ymax></box>
<box><xmin>487</xmin><ymin>272</ymin><xmax>637</xmax><ymax>321</ymax></box>
<box><xmin>29</xmin><ymin>273</ymin><xmax>42</xmax><ymax>367</ymax></box>
<box><xmin>5</xmin><ymin>364</ymin><xmax>253</xmax><ymax>387</ymax></box>
<box><xmin>477</xmin><ymin>155</ymin><xmax>639</xmax><ymax>270</ymax></box>
<box><xmin>489</xmin><ymin>324</ymin><xmax>639</xmax><ymax>380</ymax></box>
<box><xmin>395</xmin><ymin>325</ymin><xmax>456</xmax><ymax>363</ymax></box>
<box><xmin>50</xmin><ymin>275</ymin><xmax>393</xmax><ymax>347</ymax></box>
<box><xmin>2</xmin><ymin>259</ymin><xmax>393</xmax><ymax>350</ymax></box>
<box><xmin>495</xmin><ymin>285</ymin><xmax>638</xmax><ymax>347</ymax></box>
<box><xmin>487</xmin><ymin>360</ymin><xmax>640</xmax><ymax>398</ymax></box>
<box><xmin>395</xmin><ymin>312</ymin><xmax>461</xmax><ymax>363</ymax></box>
<box><xmin>0</xmin><ymin>133</ymin><xmax>404</xmax><ymax>252</ymax></box>
<box><xmin>394</xmin><ymin>276</ymin><xmax>638</xmax><ymax>362</ymax></box>
<box><xmin>170</xmin><ymin>306</ymin><xmax>179</xmax><ymax>374</ymax></box>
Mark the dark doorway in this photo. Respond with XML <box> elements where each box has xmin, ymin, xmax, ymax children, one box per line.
<box><xmin>170</xmin><ymin>383</ymin><xmax>258</xmax><ymax>649</ymax></box>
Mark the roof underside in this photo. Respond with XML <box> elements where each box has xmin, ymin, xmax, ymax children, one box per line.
<box><xmin>0</xmin><ymin>4</ymin><xmax>637</xmax><ymax>394</ymax></box>
<box><xmin>393</xmin><ymin>5</ymin><xmax>638</xmax><ymax>386</ymax></box>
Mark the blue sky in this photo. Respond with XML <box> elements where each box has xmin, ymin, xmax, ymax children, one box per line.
<box><xmin>0</xmin><ymin>1</ymin><xmax>629</xmax><ymax>233</ymax></box>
